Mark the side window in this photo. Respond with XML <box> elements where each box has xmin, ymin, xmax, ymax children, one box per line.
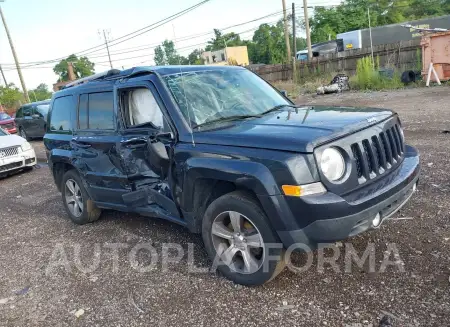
<box><xmin>88</xmin><ymin>92</ymin><xmax>114</xmax><ymax>129</ymax></box>
<box><xmin>77</xmin><ymin>92</ymin><xmax>114</xmax><ymax>130</ymax></box>
<box><xmin>16</xmin><ymin>107</ymin><xmax>23</xmax><ymax>118</ymax></box>
<box><xmin>78</xmin><ymin>94</ymin><xmax>88</xmax><ymax>129</ymax></box>
<box><xmin>50</xmin><ymin>96</ymin><xmax>74</xmax><ymax>132</ymax></box>
<box><xmin>32</xmin><ymin>106</ymin><xmax>40</xmax><ymax>117</ymax></box>
<box><xmin>23</xmin><ymin>106</ymin><xmax>32</xmax><ymax>117</ymax></box>
<box><xmin>122</xmin><ymin>88</ymin><xmax>167</xmax><ymax>131</ymax></box>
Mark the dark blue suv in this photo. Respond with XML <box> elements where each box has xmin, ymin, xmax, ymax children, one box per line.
<box><xmin>44</xmin><ymin>66</ymin><xmax>420</xmax><ymax>285</ymax></box>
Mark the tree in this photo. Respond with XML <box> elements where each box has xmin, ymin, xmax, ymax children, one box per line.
<box><xmin>309</xmin><ymin>0</ymin><xmax>450</xmax><ymax>43</ymax></box>
<box><xmin>53</xmin><ymin>54</ymin><xmax>95</xmax><ymax>82</ymax></box>
<box><xmin>0</xmin><ymin>83</ymin><xmax>24</xmax><ymax>108</ymax></box>
<box><xmin>154</xmin><ymin>40</ymin><xmax>188</xmax><ymax>65</ymax></box>
<box><xmin>205</xmin><ymin>29</ymin><xmax>245</xmax><ymax>51</ymax></box>
<box><xmin>30</xmin><ymin>83</ymin><xmax>52</xmax><ymax>102</ymax></box>
<box><xmin>187</xmin><ymin>49</ymin><xmax>205</xmax><ymax>65</ymax></box>
<box><xmin>406</xmin><ymin>0</ymin><xmax>450</xmax><ymax>19</ymax></box>
<box><xmin>250</xmin><ymin>22</ymin><xmax>287</xmax><ymax>64</ymax></box>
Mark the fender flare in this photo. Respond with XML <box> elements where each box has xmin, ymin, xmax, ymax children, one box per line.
<box><xmin>181</xmin><ymin>157</ymin><xmax>281</xmax><ymax>212</ymax></box>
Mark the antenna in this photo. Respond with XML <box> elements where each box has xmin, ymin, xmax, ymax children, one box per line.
<box><xmin>173</xmin><ymin>23</ymin><xmax>195</xmax><ymax>147</ymax></box>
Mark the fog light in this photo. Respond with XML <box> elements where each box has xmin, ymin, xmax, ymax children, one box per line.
<box><xmin>372</xmin><ymin>213</ymin><xmax>381</xmax><ymax>227</ymax></box>
<box><xmin>413</xmin><ymin>182</ymin><xmax>417</xmax><ymax>192</ymax></box>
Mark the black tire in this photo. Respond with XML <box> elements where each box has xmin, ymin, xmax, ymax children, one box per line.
<box><xmin>202</xmin><ymin>190</ymin><xmax>285</xmax><ymax>286</ymax></box>
<box><xmin>61</xmin><ymin>169</ymin><xmax>102</xmax><ymax>224</ymax></box>
<box><xmin>19</xmin><ymin>128</ymin><xmax>30</xmax><ymax>141</ymax></box>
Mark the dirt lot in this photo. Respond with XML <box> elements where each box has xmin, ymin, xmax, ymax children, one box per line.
<box><xmin>0</xmin><ymin>87</ymin><xmax>449</xmax><ymax>326</ymax></box>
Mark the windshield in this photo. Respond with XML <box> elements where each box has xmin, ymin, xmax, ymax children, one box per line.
<box><xmin>163</xmin><ymin>69</ymin><xmax>290</xmax><ymax>127</ymax></box>
<box><xmin>36</xmin><ymin>104</ymin><xmax>50</xmax><ymax>117</ymax></box>
<box><xmin>0</xmin><ymin>112</ymin><xmax>11</xmax><ymax>120</ymax></box>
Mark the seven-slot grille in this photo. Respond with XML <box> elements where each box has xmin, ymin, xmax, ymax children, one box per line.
<box><xmin>351</xmin><ymin>123</ymin><xmax>404</xmax><ymax>183</ymax></box>
<box><xmin>0</xmin><ymin>146</ymin><xmax>19</xmax><ymax>158</ymax></box>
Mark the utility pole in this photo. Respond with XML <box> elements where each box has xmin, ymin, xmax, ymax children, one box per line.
<box><xmin>367</xmin><ymin>7</ymin><xmax>374</xmax><ymax>68</ymax></box>
<box><xmin>102</xmin><ymin>29</ymin><xmax>113</xmax><ymax>69</ymax></box>
<box><xmin>281</xmin><ymin>0</ymin><xmax>291</xmax><ymax>62</ymax></box>
<box><xmin>302</xmin><ymin>0</ymin><xmax>312</xmax><ymax>60</ymax></box>
<box><xmin>292</xmin><ymin>3</ymin><xmax>297</xmax><ymax>82</ymax></box>
<box><xmin>0</xmin><ymin>64</ymin><xmax>7</xmax><ymax>85</ymax></box>
<box><xmin>0</xmin><ymin>5</ymin><xmax>30</xmax><ymax>102</ymax></box>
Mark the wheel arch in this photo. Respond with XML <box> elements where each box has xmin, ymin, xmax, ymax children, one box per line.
<box><xmin>180</xmin><ymin>158</ymin><xmax>280</xmax><ymax>233</ymax></box>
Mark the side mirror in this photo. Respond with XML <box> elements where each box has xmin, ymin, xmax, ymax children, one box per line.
<box><xmin>147</xmin><ymin>138</ymin><xmax>169</xmax><ymax>176</ymax></box>
<box><xmin>280</xmin><ymin>90</ymin><xmax>288</xmax><ymax>98</ymax></box>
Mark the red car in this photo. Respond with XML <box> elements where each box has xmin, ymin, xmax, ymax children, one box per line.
<box><xmin>0</xmin><ymin>112</ymin><xmax>17</xmax><ymax>134</ymax></box>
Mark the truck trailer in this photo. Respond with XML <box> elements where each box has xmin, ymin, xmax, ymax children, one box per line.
<box><xmin>337</xmin><ymin>15</ymin><xmax>450</xmax><ymax>50</ymax></box>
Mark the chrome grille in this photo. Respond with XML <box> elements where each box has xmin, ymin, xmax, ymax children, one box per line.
<box><xmin>0</xmin><ymin>146</ymin><xmax>19</xmax><ymax>158</ymax></box>
<box><xmin>351</xmin><ymin>123</ymin><xmax>404</xmax><ymax>184</ymax></box>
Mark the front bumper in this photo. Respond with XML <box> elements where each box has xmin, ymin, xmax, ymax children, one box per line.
<box><xmin>0</xmin><ymin>148</ymin><xmax>36</xmax><ymax>174</ymax></box>
<box><xmin>268</xmin><ymin>145</ymin><xmax>420</xmax><ymax>248</ymax></box>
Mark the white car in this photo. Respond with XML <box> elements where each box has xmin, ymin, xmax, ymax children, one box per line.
<box><xmin>0</xmin><ymin>127</ymin><xmax>36</xmax><ymax>176</ymax></box>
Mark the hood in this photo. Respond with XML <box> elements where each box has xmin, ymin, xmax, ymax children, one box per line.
<box><xmin>193</xmin><ymin>106</ymin><xmax>395</xmax><ymax>153</ymax></box>
<box><xmin>0</xmin><ymin>134</ymin><xmax>26</xmax><ymax>148</ymax></box>
<box><xmin>0</xmin><ymin>118</ymin><xmax>14</xmax><ymax>125</ymax></box>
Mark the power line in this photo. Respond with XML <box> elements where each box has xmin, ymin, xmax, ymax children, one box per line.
<box><xmin>2</xmin><ymin>10</ymin><xmax>292</xmax><ymax>70</ymax></box>
<box><xmin>0</xmin><ymin>0</ymin><xmax>211</xmax><ymax>68</ymax></box>
<box><xmin>3</xmin><ymin>21</ymin><xmax>282</xmax><ymax>71</ymax></box>
<box><xmin>1</xmin><ymin>7</ymin><xmax>289</xmax><ymax>67</ymax></box>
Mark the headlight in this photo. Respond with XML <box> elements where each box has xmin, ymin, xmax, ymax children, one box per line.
<box><xmin>320</xmin><ymin>148</ymin><xmax>345</xmax><ymax>181</ymax></box>
<box><xmin>21</xmin><ymin>141</ymin><xmax>32</xmax><ymax>152</ymax></box>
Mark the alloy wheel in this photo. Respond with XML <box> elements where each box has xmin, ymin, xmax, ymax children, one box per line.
<box><xmin>65</xmin><ymin>179</ymin><xmax>83</xmax><ymax>217</ymax></box>
<box><xmin>211</xmin><ymin>211</ymin><xmax>265</xmax><ymax>274</ymax></box>
<box><xmin>20</xmin><ymin>129</ymin><xmax>27</xmax><ymax>139</ymax></box>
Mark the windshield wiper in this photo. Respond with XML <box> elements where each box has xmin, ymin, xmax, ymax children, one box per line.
<box><xmin>260</xmin><ymin>104</ymin><xmax>297</xmax><ymax>116</ymax></box>
<box><xmin>193</xmin><ymin>114</ymin><xmax>262</xmax><ymax>130</ymax></box>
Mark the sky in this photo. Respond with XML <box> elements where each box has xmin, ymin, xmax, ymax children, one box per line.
<box><xmin>0</xmin><ymin>0</ymin><xmax>340</xmax><ymax>93</ymax></box>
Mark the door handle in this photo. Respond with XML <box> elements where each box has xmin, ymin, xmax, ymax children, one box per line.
<box><xmin>71</xmin><ymin>139</ymin><xmax>92</xmax><ymax>149</ymax></box>
<box><xmin>121</xmin><ymin>137</ymin><xmax>147</xmax><ymax>146</ymax></box>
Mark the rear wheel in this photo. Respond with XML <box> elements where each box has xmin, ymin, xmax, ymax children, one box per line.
<box><xmin>61</xmin><ymin>170</ymin><xmax>101</xmax><ymax>224</ymax></box>
<box><xmin>202</xmin><ymin>191</ymin><xmax>285</xmax><ymax>286</ymax></box>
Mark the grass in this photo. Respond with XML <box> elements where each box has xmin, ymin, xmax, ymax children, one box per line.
<box><xmin>273</xmin><ymin>56</ymin><xmax>431</xmax><ymax>96</ymax></box>
<box><xmin>350</xmin><ymin>56</ymin><xmax>404</xmax><ymax>91</ymax></box>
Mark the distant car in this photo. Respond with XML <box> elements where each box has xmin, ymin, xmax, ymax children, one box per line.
<box><xmin>0</xmin><ymin>112</ymin><xmax>17</xmax><ymax>134</ymax></box>
<box><xmin>0</xmin><ymin>127</ymin><xmax>36</xmax><ymax>176</ymax></box>
<box><xmin>15</xmin><ymin>100</ymin><xmax>50</xmax><ymax>140</ymax></box>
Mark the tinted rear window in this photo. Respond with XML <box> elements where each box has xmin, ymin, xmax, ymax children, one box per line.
<box><xmin>50</xmin><ymin>96</ymin><xmax>74</xmax><ymax>132</ymax></box>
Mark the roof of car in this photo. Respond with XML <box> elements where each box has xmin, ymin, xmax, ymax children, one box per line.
<box><xmin>20</xmin><ymin>100</ymin><xmax>51</xmax><ymax>107</ymax></box>
<box><xmin>53</xmin><ymin>65</ymin><xmax>245</xmax><ymax>97</ymax></box>
<box><xmin>147</xmin><ymin>65</ymin><xmax>245</xmax><ymax>75</ymax></box>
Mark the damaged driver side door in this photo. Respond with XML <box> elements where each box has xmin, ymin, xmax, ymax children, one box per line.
<box><xmin>115</xmin><ymin>81</ymin><xmax>180</xmax><ymax>221</ymax></box>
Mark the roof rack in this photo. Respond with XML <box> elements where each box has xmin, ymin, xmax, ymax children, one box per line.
<box><xmin>63</xmin><ymin>69</ymin><xmax>122</xmax><ymax>89</ymax></box>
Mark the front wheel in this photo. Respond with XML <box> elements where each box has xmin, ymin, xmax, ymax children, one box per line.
<box><xmin>19</xmin><ymin>128</ymin><xmax>30</xmax><ymax>141</ymax></box>
<box><xmin>61</xmin><ymin>170</ymin><xmax>102</xmax><ymax>224</ymax></box>
<box><xmin>202</xmin><ymin>191</ymin><xmax>285</xmax><ymax>286</ymax></box>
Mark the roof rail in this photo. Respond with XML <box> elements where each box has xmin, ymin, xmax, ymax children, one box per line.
<box><xmin>63</xmin><ymin>69</ymin><xmax>121</xmax><ymax>89</ymax></box>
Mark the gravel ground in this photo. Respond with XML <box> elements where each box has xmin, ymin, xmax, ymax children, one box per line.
<box><xmin>0</xmin><ymin>87</ymin><xmax>449</xmax><ymax>326</ymax></box>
